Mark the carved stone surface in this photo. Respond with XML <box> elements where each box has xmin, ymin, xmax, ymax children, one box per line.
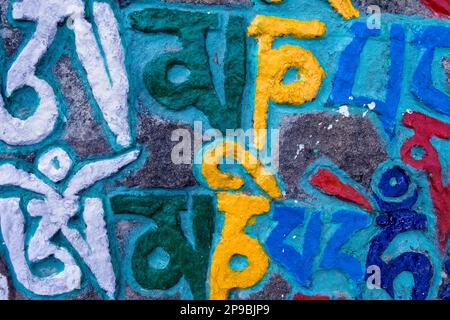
<box><xmin>0</xmin><ymin>0</ymin><xmax>448</xmax><ymax>301</ymax></box>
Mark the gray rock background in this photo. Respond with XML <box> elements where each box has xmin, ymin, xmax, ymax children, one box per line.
<box><xmin>122</xmin><ymin>113</ymin><xmax>197</xmax><ymax>188</ymax></box>
<box><xmin>355</xmin><ymin>0</ymin><xmax>434</xmax><ymax>17</ymax></box>
<box><xmin>279</xmin><ymin>112</ymin><xmax>388</xmax><ymax>198</ymax></box>
<box><xmin>54</xmin><ymin>55</ymin><xmax>113</xmax><ymax>158</ymax></box>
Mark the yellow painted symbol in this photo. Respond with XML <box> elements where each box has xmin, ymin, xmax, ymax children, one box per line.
<box><xmin>201</xmin><ymin>140</ymin><xmax>282</xmax><ymax>198</ymax></box>
<box><xmin>209</xmin><ymin>192</ymin><xmax>271</xmax><ymax>300</ymax></box>
<box><xmin>248</xmin><ymin>15</ymin><xmax>326</xmax><ymax>150</ymax></box>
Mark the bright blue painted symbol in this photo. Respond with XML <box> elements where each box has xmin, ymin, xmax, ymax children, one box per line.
<box><xmin>439</xmin><ymin>261</ymin><xmax>450</xmax><ymax>300</ymax></box>
<box><xmin>330</xmin><ymin>22</ymin><xmax>405</xmax><ymax>139</ymax></box>
<box><xmin>266</xmin><ymin>206</ymin><xmax>321</xmax><ymax>286</ymax></box>
<box><xmin>267</xmin><ymin>206</ymin><xmax>370</xmax><ymax>286</ymax></box>
<box><xmin>320</xmin><ymin>210</ymin><xmax>371</xmax><ymax>282</ymax></box>
<box><xmin>412</xmin><ymin>26</ymin><xmax>450</xmax><ymax>117</ymax></box>
<box><xmin>367</xmin><ymin>166</ymin><xmax>433</xmax><ymax>300</ymax></box>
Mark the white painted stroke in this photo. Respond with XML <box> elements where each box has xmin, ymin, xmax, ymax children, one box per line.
<box><xmin>0</xmin><ymin>0</ymin><xmax>70</xmax><ymax>145</ymax></box>
<box><xmin>61</xmin><ymin>198</ymin><xmax>116</xmax><ymax>298</ymax></box>
<box><xmin>0</xmin><ymin>149</ymin><xmax>139</xmax><ymax>298</ymax></box>
<box><xmin>0</xmin><ymin>0</ymin><xmax>131</xmax><ymax>147</ymax></box>
<box><xmin>71</xmin><ymin>2</ymin><xmax>131</xmax><ymax>147</ymax></box>
<box><xmin>0</xmin><ymin>198</ymin><xmax>82</xmax><ymax>296</ymax></box>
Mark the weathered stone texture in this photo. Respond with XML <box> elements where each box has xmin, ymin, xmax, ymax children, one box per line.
<box><xmin>279</xmin><ymin>112</ymin><xmax>388</xmax><ymax>198</ymax></box>
<box><xmin>123</xmin><ymin>113</ymin><xmax>197</xmax><ymax>189</ymax></box>
<box><xmin>54</xmin><ymin>55</ymin><xmax>113</xmax><ymax>158</ymax></box>
<box><xmin>443</xmin><ymin>57</ymin><xmax>450</xmax><ymax>86</ymax></box>
<box><xmin>237</xmin><ymin>273</ymin><xmax>291</xmax><ymax>300</ymax></box>
<box><xmin>355</xmin><ymin>0</ymin><xmax>434</xmax><ymax>17</ymax></box>
<box><xmin>0</xmin><ymin>0</ymin><xmax>22</xmax><ymax>56</ymax></box>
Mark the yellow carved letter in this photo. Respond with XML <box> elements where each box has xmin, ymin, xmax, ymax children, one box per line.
<box><xmin>248</xmin><ymin>16</ymin><xmax>326</xmax><ymax>150</ymax></box>
<box><xmin>201</xmin><ymin>141</ymin><xmax>282</xmax><ymax>199</ymax></box>
<box><xmin>209</xmin><ymin>192</ymin><xmax>271</xmax><ymax>300</ymax></box>
<box><xmin>328</xmin><ymin>0</ymin><xmax>360</xmax><ymax>19</ymax></box>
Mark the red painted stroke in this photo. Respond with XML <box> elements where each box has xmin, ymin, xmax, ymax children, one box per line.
<box><xmin>401</xmin><ymin>111</ymin><xmax>450</xmax><ymax>252</ymax></box>
<box><xmin>293</xmin><ymin>293</ymin><xmax>346</xmax><ymax>300</ymax></box>
<box><xmin>293</xmin><ymin>293</ymin><xmax>330</xmax><ymax>300</ymax></box>
<box><xmin>310</xmin><ymin>169</ymin><xmax>373</xmax><ymax>212</ymax></box>
<box><xmin>421</xmin><ymin>0</ymin><xmax>450</xmax><ymax>18</ymax></box>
